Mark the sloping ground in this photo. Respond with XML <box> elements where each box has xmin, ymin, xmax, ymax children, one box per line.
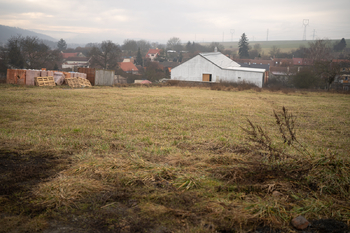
<box><xmin>0</xmin><ymin>84</ymin><xmax>349</xmax><ymax>232</ymax></box>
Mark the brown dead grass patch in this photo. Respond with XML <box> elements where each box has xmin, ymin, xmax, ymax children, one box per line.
<box><xmin>0</xmin><ymin>85</ymin><xmax>349</xmax><ymax>232</ymax></box>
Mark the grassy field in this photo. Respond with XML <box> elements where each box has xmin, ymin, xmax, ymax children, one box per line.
<box><xmin>0</xmin><ymin>84</ymin><xmax>349</xmax><ymax>232</ymax></box>
<box><xmin>200</xmin><ymin>39</ymin><xmax>350</xmax><ymax>53</ymax></box>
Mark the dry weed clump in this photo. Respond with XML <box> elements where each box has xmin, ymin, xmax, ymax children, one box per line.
<box><xmin>239</xmin><ymin>107</ymin><xmax>350</xmax><ymax>193</ymax></box>
<box><xmin>32</xmin><ymin>174</ymin><xmax>111</xmax><ymax>209</ymax></box>
<box><xmin>211</xmin><ymin>81</ymin><xmax>258</xmax><ymax>92</ymax></box>
<box><xmin>240</xmin><ymin>106</ymin><xmax>310</xmax><ymax>161</ymax></box>
<box><xmin>206</xmin><ymin>106</ymin><xmax>350</xmax><ymax>228</ymax></box>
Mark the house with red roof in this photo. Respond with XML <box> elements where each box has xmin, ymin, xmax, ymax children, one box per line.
<box><xmin>61</xmin><ymin>53</ymin><xmax>78</xmax><ymax>59</ymax></box>
<box><xmin>293</xmin><ymin>58</ymin><xmax>313</xmax><ymax>66</ymax></box>
<box><xmin>118</xmin><ymin>62</ymin><xmax>139</xmax><ymax>74</ymax></box>
<box><xmin>145</xmin><ymin>49</ymin><xmax>161</xmax><ymax>61</ymax></box>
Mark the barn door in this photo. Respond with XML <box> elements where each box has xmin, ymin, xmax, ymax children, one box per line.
<box><xmin>202</xmin><ymin>74</ymin><xmax>212</xmax><ymax>82</ymax></box>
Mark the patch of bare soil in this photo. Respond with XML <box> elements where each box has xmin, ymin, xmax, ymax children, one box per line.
<box><xmin>0</xmin><ymin>148</ymin><xmax>70</xmax><ymax>197</ymax></box>
<box><xmin>0</xmin><ymin>145</ymin><xmax>71</xmax><ymax>222</ymax></box>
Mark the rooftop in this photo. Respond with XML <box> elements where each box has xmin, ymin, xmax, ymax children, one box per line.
<box><xmin>119</xmin><ymin>62</ymin><xmax>138</xmax><ymax>72</ymax></box>
<box><xmin>199</xmin><ymin>52</ymin><xmax>240</xmax><ymax>69</ymax></box>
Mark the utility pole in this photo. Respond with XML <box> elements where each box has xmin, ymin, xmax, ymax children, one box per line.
<box><xmin>266</xmin><ymin>29</ymin><xmax>269</xmax><ymax>41</ymax></box>
<box><xmin>230</xmin><ymin>29</ymin><xmax>235</xmax><ymax>41</ymax></box>
<box><xmin>312</xmin><ymin>29</ymin><xmax>316</xmax><ymax>40</ymax></box>
<box><xmin>303</xmin><ymin>19</ymin><xmax>309</xmax><ymax>41</ymax></box>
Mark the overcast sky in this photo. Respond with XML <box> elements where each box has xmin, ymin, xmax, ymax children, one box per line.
<box><xmin>1</xmin><ymin>0</ymin><xmax>349</xmax><ymax>44</ymax></box>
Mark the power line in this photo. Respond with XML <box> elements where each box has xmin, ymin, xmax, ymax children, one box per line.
<box><xmin>303</xmin><ymin>19</ymin><xmax>309</xmax><ymax>41</ymax></box>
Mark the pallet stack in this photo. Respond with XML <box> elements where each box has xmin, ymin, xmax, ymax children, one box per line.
<box><xmin>7</xmin><ymin>69</ymin><xmax>93</xmax><ymax>87</ymax></box>
<box><xmin>65</xmin><ymin>77</ymin><xmax>92</xmax><ymax>88</ymax></box>
<box><xmin>35</xmin><ymin>77</ymin><xmax>56</xmax><ymax>86</ymax></box>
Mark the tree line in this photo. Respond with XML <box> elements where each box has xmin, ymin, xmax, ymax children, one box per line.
<box><xmin>1</xmin><ymin>34</ymin><xmax>348</xmax><ymax>87</ymax></box>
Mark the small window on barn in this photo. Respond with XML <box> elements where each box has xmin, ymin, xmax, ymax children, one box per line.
<box><xmin>238</xmin><ymin>77</ymin><xmax>241</xmax><ymax>79</ymax></box>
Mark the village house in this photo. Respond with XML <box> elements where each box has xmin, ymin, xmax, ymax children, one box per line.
<box><xmin>145</xmin><ymin>49</ymin><xmax>161</xmax><ymax>61</ymax></box>
<box><xmin>118</xmin><ymin>62</ymin><xmax>139</xmax><ymax>74</ymax></box>
<box><xmin>62</xmin><ymin>57</ymin><xmax>90</xmax><ymax>70</ymax></box>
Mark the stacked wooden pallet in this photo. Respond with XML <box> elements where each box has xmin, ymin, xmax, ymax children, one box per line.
<box><xmin>65</xmin><ymin>77</ymin><xmax>92</xmax><ymax>88</ymax></box>
<box><xmin>35</xmin><ymin>76</ymin><xmax>56</xmax><ymax>86</ymax></box>
<box><xmin>77</xmin><ymin>77</ymin><xmax>92</xmax><ymax>87</ymax></box>
<box><xmin>65</xmin><ymin>77</ymin><xmax>80</xmax><ymax>88</ymax></box>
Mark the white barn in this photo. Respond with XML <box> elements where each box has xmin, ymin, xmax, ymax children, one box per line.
<box><xmin>171</xmin><ymin>52</ymin><xmax>267</xmax><ymax>87</ymax></box>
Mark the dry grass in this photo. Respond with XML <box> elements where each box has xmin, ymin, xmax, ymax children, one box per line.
<box><xmin>0</xmin><ymin>84</ymin><xmax>349</xmax><ymax>232</ymax></box>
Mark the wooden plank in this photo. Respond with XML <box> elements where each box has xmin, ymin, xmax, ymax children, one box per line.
<box><xmin>35</xmin><ymin>76</ymin><xmax>55</xmax><ymax>86</ymax></box>
<box><xmin>77</xmin><ymin>77</ymin><xmax>92</xmax><ymax>87</ymax></box>
<box><xmin>65</xmin><ymin>78</ymin><xmax>80</xmax><ymax>88</ymax></box>
<box><xmin>65</xmin><ymin>77</ymin><xmax>92</xmax><ymax>88</ymax></box>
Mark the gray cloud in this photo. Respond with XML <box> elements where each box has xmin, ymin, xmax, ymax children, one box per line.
<box><xmin>0</xmin><ymin>0</ymin><xmax>349</xmax><ymax>44</ymax></box>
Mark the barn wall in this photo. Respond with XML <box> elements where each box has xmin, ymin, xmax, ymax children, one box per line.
<box><xmin>171</xmin><ymin>55</ymin><xmax>264</xmax><ymax>87</ymax></box>
<box><xmin>171</xmin><ymin>56</ymin><xmax>222</xmax><ymax>82</ymax></box>
<box><xmin>219</xmin><ymin>69</ymin><xmax>264</xmax><ymax>88</ymax></box>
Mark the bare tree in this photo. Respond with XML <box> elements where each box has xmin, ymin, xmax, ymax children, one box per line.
<box><xmin>249</xmin><ymin>43</ymin><xmax>262</xmax><ymax>58</ymax></box>
<box><xmin>307</xmin><ymin>39</ymin><xmax>332</xmax><ymax>61</ymax></box>
<box><xmin>269</xmin><ymin>45</ymin><xmax>281</xmax><ymax>58</ymax></box>
<box><xmin>0</xmin><ymin>45</ymin><xmax>10</xmax><ymax>74</ymax></box>
<box><xmin>89</xmin><ymin>40</ymin><xmax>121</xmax><ymax>69</ymax></box>
<box><xmin>307</xmin><ymin>39</ymin><xmax>335</xmax><ymax>89</ymax></box>
<box><xmin>6</xmin><ymin>35</ymin><xmax>61</xmax><ymax>69</ymax></box>
<box><xmin>208</xmin><ymin>42</ymin><xmax>224</xmax><ymax>52</ymax></box>
<box><xmin>7</xmin><ymin>36</ymin><xmax>25</xmax><ymax>68</ymax></box>
<box><xmin>167</xmin><ymin>37</ymin><xmax>183</xmax><ymax>52</ymax></box>
<box><xmin>136</xmin><ymin>40</ymin><xmax>151</xmax><ymax>55</ymax></box>
<box><xmin>313</xmin><ymin>60</ymin><xmax>340</xmax><ymax>89</ymax></box>
<box><xmin>122</xmin><ymin>39</ymin><xmax>138</xmax><ymax>54</ymax></box>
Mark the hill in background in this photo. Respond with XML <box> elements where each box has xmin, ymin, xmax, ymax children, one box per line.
<box><xmin>0</xmin><ymin>25</ymin><xmax>57</xmax><ymax>45</ymax></box>
<box><xmin>200</xmin><ymin>39</ymin><xmax>350</xmax><ymax>54</ymax></box>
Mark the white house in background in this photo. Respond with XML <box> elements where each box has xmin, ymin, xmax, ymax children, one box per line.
<box><xmin>62</xmin><ymin>57</ymin><xmax>90</xmax><ymax>69</ymax></box>
<box><xmin>171</xmin><ymin>51</ymin><xmax>267</xmax><ymax>87</ymax></box>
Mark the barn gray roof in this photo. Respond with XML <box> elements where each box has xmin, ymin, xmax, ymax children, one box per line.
<box><xmin>199</xmin><ymin>52</ymin><xmax>240</xmax><ymax>69</ymax></box>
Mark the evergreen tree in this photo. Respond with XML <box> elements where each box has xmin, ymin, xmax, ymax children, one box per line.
<box><xmin>57</xmin><ymin>38</ymin><xmax>67</xmax><ymax>51</ymax></box>
<box><xmin>178</xmin><ymin>52</ymin><xmax>183</xmax><ymax>62</ymax></box>
<box><xmin>238</xmin><ymin>33</ymin><xmax>250</xmax><ymax>58</ymax></box>
<box><xmin>136</xmin><ymin>48</ymin><xmax>143</xmax><ymax>66</ymax></box>
<box><xmin>333</xmin><ymin>38</ymin><xmax>346</xmax><ymax>52</ymax></box>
